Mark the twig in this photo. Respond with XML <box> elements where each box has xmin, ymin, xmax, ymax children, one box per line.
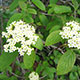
<box><xmin>42</xmin><ymin>40</ymin><xmax>64</xmax><ymax>54</ymax></box>
<box><xmin>68</xmin><ymin>2</ymin><xmax>74</xmax><ymax>8</ymax></box>
<box><xmin>74</xmin><ymin>10</ymin><xmax>77</xmax><ymax>18</ymax></box>
<box><xmin>48</xmin><ymin>50</ymin><xmax>53</xmax><ymax>56</ymax></box>
<box><xmin>40</xmin><ymin>75</ymin><xmax>47</xmax><ymax>79</ymax></box>
<box><xmin>60</xmin><ymin>0</ymin><xmax>74</xmax><ymax>8</ymax></box>
<box><xmin>76</xmin><ymin>54</ymin><xmax>80</xmax><ymax>60</ymax></box>
<box><xmin>41</xmin><ymin>12</ymin><xmax>54</xmax><ymax>16</ymax></box>
<box><xmin>10</xmin><ymin>72</ymin><xmax>25</xmax><ymax>79</ymax></box>
<box><xmin>59</xmin><ymin>43</ymin><xmax>67</xmax><ymax>48</ymax></box>
<box><xmin>51</xmin><ymin>45</ymin><xmax>64</xmax><ymax>54</ymax></box>
<box><xmin>60</xmin><ymin>0</ymin><xmax>67</xmax><ymax>4</ymax></box>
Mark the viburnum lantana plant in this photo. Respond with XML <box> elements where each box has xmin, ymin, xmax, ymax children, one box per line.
<box><xmin>1</xmin><ymin>0</ymin><xmax>80</xmax><ymax>79</ymax></box>
<box><xmin>2</xmin><ymin>20</ymin><xmax>38</xmax><ymax>56</ymax></box>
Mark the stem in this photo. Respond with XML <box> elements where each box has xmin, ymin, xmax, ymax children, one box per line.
<box><xmin>40</xmin><ymin>75</ymin><xmax>47</xmax><ymax>79</ymax></box>
<box><xmin>74</xmin><ymin>10</ymin><xmax>77</xmax><ymax>18</ymax></box>
<box><xmin>10</xmin><ymin>72</ymin><xmax>25</xmax><ymax>79</ymax></box>
<box><xmin>43</xmin><ymin>40</ymin><xmax>64</xmax><ymax>54</ymax></box>
<box><xmin>51</xmin><ymin>45</ymin><xmax>64</xmax><ymax>54</ymax></box>
<box><xmin>0</xmin><ymin>0</ymin><xmax>3</xmax><ymax>54</ymax></box>
<box><xmin>59</xmin><ymin>43</ymin><xmax>67</xmax><ymax>48</ymax></box>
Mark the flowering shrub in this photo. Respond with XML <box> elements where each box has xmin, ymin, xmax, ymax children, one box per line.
<box><xmin>1</xmin><ymin>0</ymin><xmax>80</xmax><ymax>80</ymax></box>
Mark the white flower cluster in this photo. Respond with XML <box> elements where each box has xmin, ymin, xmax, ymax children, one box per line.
<box><xmin>29</xmin><ymin>72</ymin><xmax>39</xmax><ymax>80</ymax></box>
<box><xmin>2</xmin><ymin>20</ymin><xmax>38</xmax><ymax>56</ymax></box>
<box><xmin>59</xmin><ymin>21</ymin><xmax>80</xmax><ymax>49</ymax></box>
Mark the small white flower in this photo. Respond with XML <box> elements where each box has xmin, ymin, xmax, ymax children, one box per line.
<box><xmin>29</xmin><ymin>72</ymin><xmax>39</xmax><ymax>80</ymax></box>
<box><xmin>63</xmin><ymin>26</ymin><xmax>71</xmax><ymax>31</ymax></box>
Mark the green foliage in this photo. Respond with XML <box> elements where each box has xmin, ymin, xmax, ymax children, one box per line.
<box><xmin>7</xmin><ymin>13</ymin><xmax>23</xmax><ymax>26</ymax></box>
<box><xmin>27</xmin><ymin>8</ymin><xmax>37</xmax><ymax>14</ymax></box>
<box><xmin>57</xmin><ymin>50</ymin><xmax>76</xmax><ymax>75</ymax></box>
<box><xmin>45</xmin><ymin>30</ymin><xmax>62</xmax><ymax>46</ymax></box>
<box><xmin>54</xmin><ymin>5</ymin><xmax>72</xmax><ymax>14</ymax></box>
<box><xmin>39</xmin><ymin>14</ymin><xmax>49</xmax><ymax>26</ymax></box>
<box><xmin>0</xmin><ymin>74</ymin><xmax>8</xmax><ymax>80</ymax></box>
<box><xmin>1</xmin><ymin>0</ymin><xmax>80</xmax><ymax>79</ymax></box>
<box><xmin>77</xmin><ymin>10</ymin><xmax>80</xmax><ymax>15</ymax></box>
<box><xmin>9</xmin><ymin>0</ymin><xmax>27</xmax><ymax>11</ymax></box>
<box><xmin>23</xmin><ymin>51</ymin><xmax>35</xmax><ymax>69</ymax></box>
<box><xmin>50</xmin><ymin>0</ymin><xmax>58</xmax><ymax>4</ymax></box>
<box><xmin>53</xmin><ymin>50</ymin><xmax>62</xmax><ymax>64</ymax></box>
<box><xmin>32</xmin><ymin>0</ymin><xmax>46</xmax><ymax>11</ymax></box>
<box><xmin>33</xmin><ymin>37</ymin><xmax>43</xmax><ymax>50</ymax></box>
<box><xmin>49</xmin><ymin>25</ymin><xmax>61</xmax><ymax>33</ymax></box>
<box><xmin>69</xmin><ymin>72</ymin><xmax>78</xmax><ymax>80</ymax></box>
<box><xmin>9</xmin><ymin>0</ymin><xmax>19</xmax><ymax>11</ymax></box>
<box><xmin>24</xmin><ymin>15</ymin><xmax>34</xmax><ymax>23</ymax></box>
<box><xmin>0</xmin><ymin>51</ymin><xmax>18</xmax><ymax>71</ymax></box>
<box><xmin>72</xmin><ymin>0</ymin><xmax>79</xmax><ymax>10</ymax></box>
<box><xmin>42</xmin><ymin>67</ymin><xmax>56</xmax><ymax>79</ymax></box>
<box><xmin>46</xmin><ymin>16</ymin><xmax>63</xmax><ymax>31</ymax></box>
<box><xmin>48</xmin><ymin>7</ymin><xmax>54</xmax><ymax>14</ymax></box>
<box><xmin>18</xmin><ymin>1</ymin><xmax>27</xmax><ymax>11</ymax></box>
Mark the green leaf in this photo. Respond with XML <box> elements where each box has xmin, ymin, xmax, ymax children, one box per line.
<box><xmin>9</xmin><ymin>76</ymin><xmax>17</xmax><ymax>80</ymax></box>
<box><xmin>28</xmin><ymin>8</ymin><xmax>37</xmax><ymax>14</ymax></box>
<box><xmin>32</xmin><ymin>0</ymin><xmax>46</xmax><ymax>11</ymax></box>
<box><xmin>48</xmin><ymin>4</ymin><xmax>56</xmax><ymax>14</ymax></box>
<box><xmin>24</xmin><ymin>16</ymin><xmax>34</xmax><ymax>23</ymax></box>
<box><xmin>50</xmin><ymin>0</ymin><xmax>58</xmax><ymax>4</ymax></box>
<box><xmin>77</xmin><ymin>0</ymin><xmax>80</xmax><ymax>3</ymax></box>
<box><xmin>39</xmin><ymin>14</ymin><xmax>49</xmax><ymax>26</ymax></box>
<box><xmin>72</xmin><ymin>0</ymin><xmax>79</xmax><ymax>10</ymax></box>
<box><xmin>19</xmin><ymin>0</ymin><xmax>27</xmax><ymax>1</ymax></box>
<box><xmin>57</xmin><ymin>50</ymin><xmax>76</xmax><ymax>75</ymax></box>
<box><xmin>46</xmin><ymin>21</ymin><xmax>54</xmax><ymax>31</ymax></box>
<box><xmin>49</xmin><ymin>25</ymin><xmax>61</xmax><ymax>33</ymax></box>
<box><xmin>77</xmin><ymin>10</ymin><xmax>80</xmax><ymax>15</ymax></box>
<box><xmin>9</xmin><ymin>0</ymin><xmax>18</xmax><ymax>11</ymax></box>
<box><xmin>33</xmin><ymin>37</ymin><xmax>43</xmax><ymax>50</ymax></box>
<box><xmin>36</xmin><ymin>64</ymin><xmax>43</xmax><ymax>74</ymax></box>
<box><xmin>7</xmin><ymin>13</ymin><xmax>23</xmax><ymax>26</ymax></box>
<box><xmin>0</xmin><ymin>74</ymin><xmax>8</xmax><ymax>79</ymax></box>
<box><xmin>23</xmin><ymin>51</ymin><xmax>35</xmax><ymax>69</ymax></box>
<box><xmin>54</xmin><ymin>5</ymin><xmax>71</xmax><ymax>14</ymax></box>
<box><xmin>46</xmin><ymin>17</ymin><xmax>63</xmax><ymax>31</ymax></box>
<box><xmin>69</xmin><ymin>72</ymin><xmax>77</xmax><ymax>80</ymax></box>
<box><xmin>0</xmin><ymin>51</ymin><xmax>18</xmax><ymax>71</ymax></box>
<box><xmin>42</xmin><ymin>67</ymin><xmax>56</xmax><ymax>79</ymax></box>
<box><xmin>18</xmin><ymin>1</ymin><xmax>27</xmax><ymax>11</ymax></box>
<box><xmin>45</xmin><ymin>30</ymin><xmax>62</xmax><ymax>46</ymax></box>
<box><xmin>48</xmin><ymin>8</ymin><xmax>54</xmax><ymax>14</ymax></box>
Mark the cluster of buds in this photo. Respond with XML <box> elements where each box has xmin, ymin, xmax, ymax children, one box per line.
<box><xmin>2</xmin><ymin>20</ymin><xmax>38</xmax><ymax>56</ymax></box>
<box><xmin>29</xmin><ymin>72</ymin><xmax>39</xmax><ymax>80</ymax></box>
<box><xmin>60</xmin><ymin>21</ymin><xmax>80</xmax><ymax>49</ymax></box>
